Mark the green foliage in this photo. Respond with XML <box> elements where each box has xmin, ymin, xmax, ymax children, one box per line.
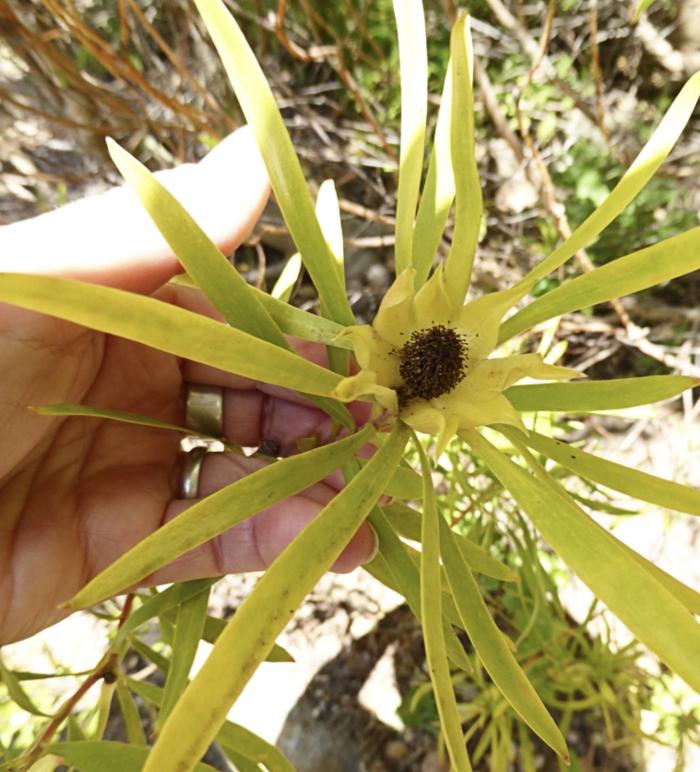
<box><xmin>2</xmin><ymin>2</ymin><xmax>700</xmax><ymax>771</ymax></box>
<box><xmin>553</xmin><ymin>141</ymin><xmax>697</xmax><ymax>265</ymax></box>
<box><xmin>397</xmin><ymin>467</ymin><xmax>693</xmax><ymax>768</ymax></box>
<box><xmin>634</xmin><ymin>0</ymin><xmax>657</xmax><ymax>20</ymax></box>
<box><xmin>401</xmin><ymin>556</ymin><xmax>658</xmax><ymax>767</ymax></box>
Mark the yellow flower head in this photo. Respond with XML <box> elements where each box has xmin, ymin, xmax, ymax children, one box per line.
<box><xmin>333</xmin><ymin>266</ymin><xmax>579</xmax><ymax>454</ymax></box>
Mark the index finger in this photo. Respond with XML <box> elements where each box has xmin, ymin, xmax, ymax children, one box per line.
<box><xmin>0</xmin><ymin>127</ymin><xmax>269</xmax><ymax>295</ymax></box>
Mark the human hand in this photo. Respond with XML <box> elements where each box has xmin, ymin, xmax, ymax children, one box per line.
<box><xmin>0</xmin><ymin>127</ymin><xmax>376</xmax><ymax>645</ymax></box>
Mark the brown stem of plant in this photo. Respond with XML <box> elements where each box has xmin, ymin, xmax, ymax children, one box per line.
<box><xmin>124</xmin><ymin>0</ymin><xmax>233</xmax><ymax>128</ymax></box>
<box><xmin>42</xmin><ymin>0</ymin><xmax>222</xmax><ymax>137</ymax></box>
<box><xmin>22</xmin><ymin>669</ymin><xmax>108</xmax><ymax>767</ymax></box>
<box><xmin>483</xmin><ymin>0</ymin><xmax>605</xmax><ymax>139</ymax></box>
<box><xmin>117</xmin><ymin>0</ymin><xmax>129</xmax><ymax>50</ymax></box>
<box><xmin>338</xmin><ymin>198</ymin><xmax>396</xmax><ymax>228</ymax></box>
<box><xmin>473</xmin><ymin>59</ymin><xmax>522</xmax><ymax>163</ymax></box>
<box><xmin>20</xmin><ymin>594</ymin><xmax>135</xmax><ymax>769</ymax></box>
<box><xmin>588</xmin><ymin>0</ymin><xmax>610</xmax><ymax>143</ymax></box>
<box><xmin>274</xmin><ymin>0</ymin><xmax>397</xmax><ymax>161</ymax></box>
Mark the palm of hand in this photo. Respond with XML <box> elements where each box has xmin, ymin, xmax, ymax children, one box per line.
<box><xmin>0</xmin><ymin>301</ymin><xmax>348</xmax><ymax>644</ymax></box>
<box><xmin>0</xmin><ymin>128</ymin><xmax>375</xmax><ymax>645</ymax></box>
<box><xmin>0</xmin><ymin>303</ymin><xmax>186</xmax><ymax>642</ymax></box>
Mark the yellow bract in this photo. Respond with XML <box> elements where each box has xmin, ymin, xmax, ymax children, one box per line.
<box><xmin>333</xmin><ymin>266</ymin><xmax>579</xmax><ymax>453</ymax></box>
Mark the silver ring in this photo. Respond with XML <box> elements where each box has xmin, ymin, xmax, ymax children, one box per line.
<box><xmin>180</xmin><ymin>384</ymin><xmax>225</xmax><ymax>499</ymax></box>
<box><xmin>180</xmin><ymin>445</ymin><xmax>208</xmax><ymax>499</ymax></box>
<box><xmin>185</xmin><ymin>383</ymin><xmax>224</xmax><ymax>436</ymax></box>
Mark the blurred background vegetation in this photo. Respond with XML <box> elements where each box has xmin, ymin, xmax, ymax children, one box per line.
<box><xmin>2</xmin><ymin>0</ymin><xmax>699</xmax><ymax>375</ymax></box>
<box><xmin>1</xmin><ymin>1</ymin><xmax>699</xmax><ymax>770</ymax></box>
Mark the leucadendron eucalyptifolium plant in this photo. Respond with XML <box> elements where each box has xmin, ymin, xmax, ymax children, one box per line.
<box><xmin>1</xmin><ymin>0</ymin><xmax>700</xmax><ymax>769</ymax></box>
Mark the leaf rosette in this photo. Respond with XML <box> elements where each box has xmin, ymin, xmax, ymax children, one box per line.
<box><xmin>1</xmin><ymin>1</ymin><xmax>700</xmax><ymax>771</ymax></box>
<box><xmin>334</xmin><ymin>265</ymin><xmax>579</xmax><ymax>453</ymax></box>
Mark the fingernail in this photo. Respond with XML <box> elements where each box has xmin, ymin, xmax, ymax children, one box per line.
<box><xmin>362</xmin><ymin>523</ymin><xmax>380</xmax><ymax>565</ymax></box>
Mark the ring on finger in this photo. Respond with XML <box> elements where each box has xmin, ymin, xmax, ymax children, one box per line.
<box><xmin>184</xmin><ymin>383</ymin><xmax>224</xmax><ymax>436</ymax></box>
<box><xmin>180</xmin><ymin>445</ymin><xmax>208</xmax><ymax>499</ymax></box>
<box><xmin>180</xmin><ymin>383</ymin><xmax>225</xmax><ymax>499</ymax></box>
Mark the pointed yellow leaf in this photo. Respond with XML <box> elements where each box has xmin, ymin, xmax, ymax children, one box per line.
<box><xmin>144</xmin><ymin>424</ymin><xmax>408</xmax><ymax>771</ymax></box>
<box><xmin>67</xmin><ymin>427</ymin><xmax>372</xmax><ymax>609</ymax></box>
<box><xmin>392</xmin><ymin>0</ymin><xmax>428</xmax><ymax>274</ymax></box>
<box><xmin>415</xmin><ymin>436</ymin><xmax>473</xmax><ymax>771</ymax></box>
<box><xmin>444</xmin><ymin>12</ymin><xmax>481</xmax><ymax>307</ymax></box>
<box><xmin>192</xmin><ymin>0</ymin><xmax>353</xmax><ymax>325</ymax></box>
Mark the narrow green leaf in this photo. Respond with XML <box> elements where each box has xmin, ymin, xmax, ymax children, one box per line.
<box><xmin>357</xmin><ymin>458</ymin><xmax>423</xmax><ymax>500</ymax></box>
<box><xmin>114</xmin><ymin>580</ymin><xmax>216</xmax><ymax>648</ymax></box>
<box><xmin>95</xmin><ymin>679</ymin><xmax>117</xmax><ymax>741</ymax></box>
<box><xmin>315</xmin><ymin>180</ymin><xmax>350</xmax><ymax>375</ymax></box>
<box><xmin>157</xmin><ymin>582</ymin><xmax>211</xmax><ymax>729</ymax></box>
<box><xmin>27</xmin><ymin>280</ymin><xmax>349</xmax><ymax>429</ymax></box>
<box><xmin>513</xmin><ymin>436</ymin><xmax>700</xmax><ymax>616</ymax></box>
<box><xmin>107</xmin><ymin>139</ymin><xmax>286</xmax><ymax>346</ymax></box>
<box><xmin>383</xmin><ymin>501</ymin><xmax>519</xmax><ymax>582</ymax></box>
<box><xmin>415</xmin><ymin>437</ymin><xmax>473</xmax><ymax>771</ymax></box>
<box><xmin>566</xmin><ymin>489</ymin><xmax>638</xmax><ymax>516</ymax></box>
<box><xmin>316</xmin><ymin>179</ymin><xmax>345</xmax><ymax>286</ymax></box>
<box><xmin>385</xmin><ymin>466</ymin><xmax>423</xmax><ymax>499</ymax></box>
<box><xmin>158</xmin><ymin>612</ymin><xmax>176</xmax><ymax>647</ymax></box>
<box><xmin>366</xmin><ymin>507</ymin><xmax>472</xmax><ymax>673</ymax></box>
<box><xmin>362</xmin><ymin>549</ymin><xmax>398</xmax><ymax>590</ymax></box>
<box><xmin>125</xmin><ymin>676</ymin><xmax>165</xmax><ymax>705</ymax></box>
<box><xmin>130</xmin><ymin>639</ymin><xmax>170</xmax><ymax>674</ymax></box>
<box><xmin>219</xmin><ymin>749</ymin><xmax>260</xmax><ymax>772</ymax></box>
<box><xmin>67</xmin><ymin>426</ymin><xmax>373</xmax><ymax>609</ymax></box>
<box><xmin>8</xmin><ymin>668</ymin><xmax>93</xmax><ymax>682</ymax></box>
<box><xmin>250</xmin><ymin>285</ymin><xmax>352</xmax><ymax>347</ymax></box>
<box><xmin>115</xmin><ymin>679</ymin><xmax>147</xmax><ymax>746</ymax></box>
<box><xmin>413</xmin><ymin>60</ymin><xmax>454</xmax><ymax>289</ymax></box>
<box><xmin>634</xmin><ymin>0</ymin><xmax>656</xmax><ymax>20</ymax></box>
<box><xmin>0</xmin><ymin>653</ymin><xmax>49</xmax><ymax>717</ymax></box>
<box><xmin>6</xmin><ymin>278</ymin><xmax>353</xmax><ymax>429</ymax></box>
<box><xmin>439</xmin><ymin>519</ymin><xmax>569</xmax><ymax>760</ymax></box>
<box><xmin>271</xmin><ymin>253</ymin><xmax>302</xmax><ymax>302</ymax></box>
<box><xmin>608</xmin><ymin>527</ymin><xmax>700</xmax><ymax>615</ymax></box>
<box><xmin>444</xmin><ymin>12</ymin><xmax>481</xmax><ymax>307</ymax></box>
<box><xmin>25</xmin><ymin>755</ymin><xmax>62</xmax><ymax>772</ymax></box>
<box><xmin>46</xmin><ymin>742</ymin><xmax>216</xmax><ymax>772</ymax></box>
<box><xmin>511</xmin><ymin>71</ymin><xmax>700</xmax><ymax>294</ymax></box>
<box><xmin>396</xmin><ymin>540</ymin><xmax>467</xmax><ymax>627</ymax></box>
<box><xmin>144</xmin><ymin>424</ymin><xmax>408</xmax><ymax>772</ymax></box>
<box><xmin>200</xmin><ymin>614</ymin><xmax>294</xmax><ymax>661</ymax></box>
<box><xmin>126</xmin><ymin>678</ymin><xmax>294</xmax><ymax>771</ymax></box>
<box><xmin>0</xmin><ymin>274</ymin><xmax>342</xmax><ymax>399</ymax></box>
<box><xmin>517</xmin><ymin>428</ymin><xmax>700</xmax><ymax>517</ymax></box>
<box><xmin>216</xmin><ymin>722</ymin><xmax>295</xmax><ymax>772</ymax></box>
<box><xmin>505</xmin><ymin>375</ymin><xmax>697</xmax><ymax>412</ymax></box>
<box><xmin>501</xmin><ymin>226</ymin><xmax>700</xmax><ymax>341</ymax></box>
<box><xmin>171</xmin><ymin>273</ymin><xmax>352</xmax><ymax>349</ymax></box>
<box><xmin>392</xmin><ymin>0</ymin><xmax>428</xmax><ymax>274</ymax></box>
<box><xmin>32</xmin><ymin>403</ymin><xmax>232</xmax><ymax>443</ymax></box>
<box><xmin>192</xmin><ymin>0</ymin><xmax>354</xmax><ymax>325</ymax></box>
<box><xmin>466</xmin><ymin>428</ymin><xmax>700</xmax><ymax>693</ymax></box>
<box><xmin>65</xmin><ymin>714</ymin><xmax>86</xmax><ymax>742</ymax></box>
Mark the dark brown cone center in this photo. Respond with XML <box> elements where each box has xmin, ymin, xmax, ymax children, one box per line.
<box><xmin>398</xmin><ymin>325</ymin><xmax>468</xmax><ymax>402</ymax></box>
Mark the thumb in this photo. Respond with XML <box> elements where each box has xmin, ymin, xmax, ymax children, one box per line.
<box><xmin>0</xmin><ymin>126</ymin><xmax>269</xmax><ymax>295</ymax></box>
